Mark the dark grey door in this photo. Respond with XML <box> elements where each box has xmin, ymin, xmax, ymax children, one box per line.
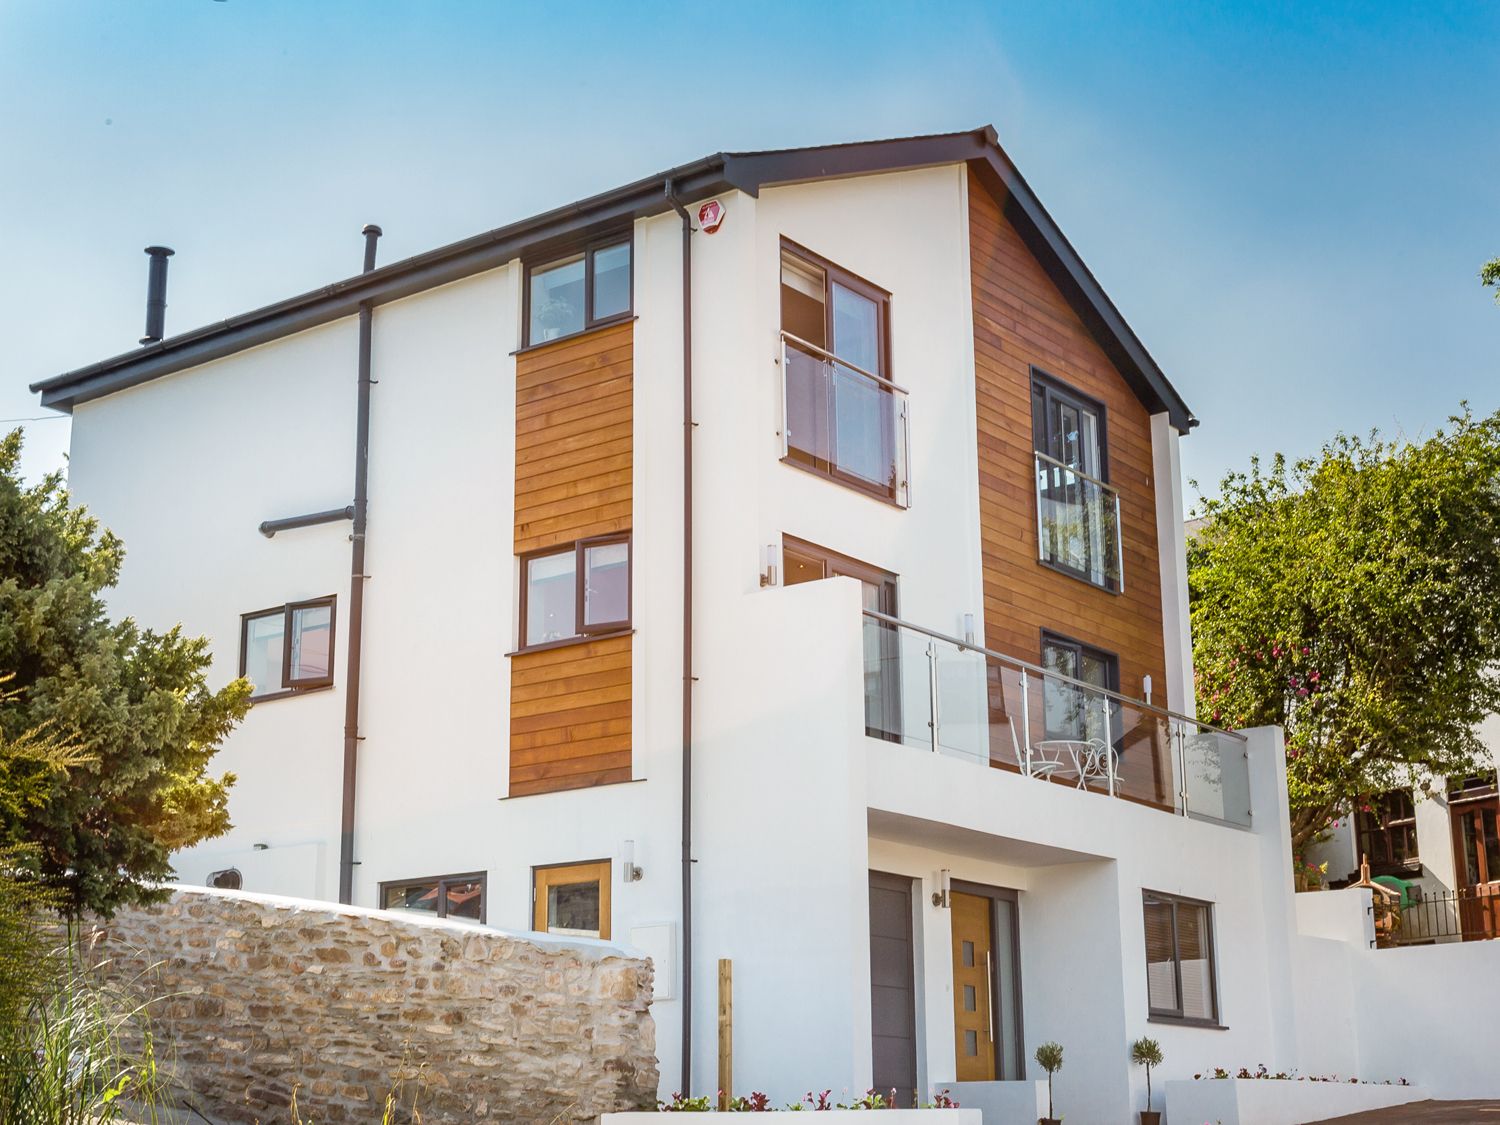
<box><xmin>869</xmin><ymin>871</ymin><xmax>918</xmax><ymax>1107</ymax></box>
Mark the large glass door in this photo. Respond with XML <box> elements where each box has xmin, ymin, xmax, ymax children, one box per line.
<box><xmin>1451</xmin><ymin>798</ymin><xmax>1500</xmax><ymax>940</ymax></box>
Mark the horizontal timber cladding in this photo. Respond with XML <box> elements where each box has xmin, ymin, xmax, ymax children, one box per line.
<box><xmin>969</xmin><ymin>167</ymin><xmax>1168</xmax><ymax>745</ymax></box>
<box><xmin>511</xmin><ymin>321</ymin><xmax>633</xmax><ymax>797</ymax></box>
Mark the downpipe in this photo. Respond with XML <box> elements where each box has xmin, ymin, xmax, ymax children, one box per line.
<box><xmin>338</xmin><ymin>223</ymin><xmax>382</xmax><ymax>905</ymax></box>
<box><xmin>665</xmin><ymin>180</ymin><xmax>696</xmax><ymax>1092</ymax></box>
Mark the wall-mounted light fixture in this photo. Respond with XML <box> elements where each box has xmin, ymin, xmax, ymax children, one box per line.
<box><xmin>962</xmin><ymin>613</ymin><xmax>976</xmax><ymax>647</ymax></box>
<box><xmin>760</xmin><ymin>543</ymin><xmax>778</xmax><ymax>588</ymax></box>
<box><xmin>1142</xmin><ymin>674</ymin><xmax>1153</xmax><ymax>707</ymax></box>
<box><xmin>622</xmin><ymin>839</ymin><xmax>644</xmax><ymax>883</ymax></box>
<box><xmin>931</xmin><ymin>868</ymin><xmax>952</xmax><ymax>908</ymax></box>
<box><xmin>252</xmin><ymin>842</ymin><xmax>270</xmax><ymax>851</ymax></box>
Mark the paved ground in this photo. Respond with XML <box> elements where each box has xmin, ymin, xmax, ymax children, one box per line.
<box><xmin>1310</xmin><ymin>1101</ymin><xmax>1500</xmax><ymax>1123</ymax></box>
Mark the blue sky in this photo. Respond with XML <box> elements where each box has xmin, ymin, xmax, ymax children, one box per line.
<box><xmin>3</xmin><ymin>1</ymin><xmax>1497</xmax><ymax>502</ymax></box>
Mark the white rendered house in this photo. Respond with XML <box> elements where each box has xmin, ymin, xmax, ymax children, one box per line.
<box><xmin>31</xmin><ymin>128</ymin><xmax>1447</xmax><ymax>1120</ymax></box>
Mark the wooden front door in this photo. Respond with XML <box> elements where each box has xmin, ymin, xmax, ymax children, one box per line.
<box><xmin>1451</xmin><ymin>799</ymin><xmax>1500</xmax><ymax>940</ymax></box>
<box><xmin>951</xmin><ymin>891</ymin><xmax>996</xmax><ymax>1081</ymax></box>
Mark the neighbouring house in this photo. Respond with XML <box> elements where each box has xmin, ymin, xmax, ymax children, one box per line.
<box><xmin>1305</xmin><ymin>715</ymin><xmax>1500</xmax><ymax>944</ymax></box>
<box><xmin>29</xmin><ymin>127</ymin><xmax>1498</xmax><ymax>1121</ymax></box>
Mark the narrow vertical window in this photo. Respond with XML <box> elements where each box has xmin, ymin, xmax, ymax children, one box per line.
<box><xmin>581</xmin><ymin>537</ymin><xmax>630</xmax><ymax>632</ymax></box>
<box><xmin>1142</xmin><ymin>891</ymin><xmax>1219</xmax><ymax>1023</ymax></box>
<box><xmin>241</xmin><ymin>610</ymin><xmax>285</xmax><ymax>697</ymax></box>
<box><xmin>287</xmin><ymin>599</ymin><xmax>333</xmax><ymax>686</ymax></box>
<box><xmin>524</xmin><ymin>549</ymin><xmax>578</xmax><ymax>646</ymax></box>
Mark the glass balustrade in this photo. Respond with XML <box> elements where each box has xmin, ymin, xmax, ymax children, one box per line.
<box><xmin>861</xmin><ymin>610</ymin><xmax>1252</xmax><ymax>828</ymax></box>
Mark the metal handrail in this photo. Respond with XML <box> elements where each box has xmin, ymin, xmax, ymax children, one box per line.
<box><xmin>1033</xmin><ymin>449</ymin><xmax>1118</xmax><ymax>496</ymax></box>
<box><xmin>779</xmin><ymin>331</ymin><xmax>910</xmax><ymax>395</ymax></box>
<box><xmin>860</xmin><ymin>608</ymin><xmax>1246</xmax><ymax>742</ymax></box>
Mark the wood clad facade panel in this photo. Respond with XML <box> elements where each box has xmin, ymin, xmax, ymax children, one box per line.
<box><xmin>510</xmin><ymin>320</ymin><xmax>633</xmax><ymax>797</ymax></box>
<box><xmin>969</xmin><ymin>169</ymin><xmax>1167</xmax><ymax>701</ymax></box>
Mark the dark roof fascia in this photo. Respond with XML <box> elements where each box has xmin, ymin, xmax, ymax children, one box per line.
<box><xmin>34</xmin><ymin>126</ymin><xmax>1194</xmax><ymax>431</ymax></box>
<box><xmin>964</xmin><ymin>131</ymin><xmax>1194</xmax><ymax>432</ymax></box>
<box><xmin>32</xmin><ymin>156</ymin><xmax>733</xmax><ymax>412</ymax></box>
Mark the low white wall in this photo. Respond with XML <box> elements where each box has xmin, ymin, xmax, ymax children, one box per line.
<box><xmin>1351</xmin><ymin>940</ymin><xmax>1500</xmax><ymax>1097</ymax></box>
<box><xmin>1294</xmin><ymin>886</ymin><xmax>1373</xmax><ymax>945</ymax></box>
<box><xmin>948</xmin><ymin>1080</ymin><xmax>1046</xmax><ymax>1124</ymax></box>
<box><xmin>1165</xmin><ymin>1078</ymin><xmax>1427</xmax><ymax>1125</ymax></box>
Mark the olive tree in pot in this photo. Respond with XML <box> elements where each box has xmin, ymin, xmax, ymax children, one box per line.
<box><xmin>1130</xmin><ymin>1036</ymin><xmax>1164</xmax><ymax>1125</ymax></box>
<box><xmin>1034</xmin><ymin>1040</ymin><xmax>1064</xmax><ymax>1125</ymax></box>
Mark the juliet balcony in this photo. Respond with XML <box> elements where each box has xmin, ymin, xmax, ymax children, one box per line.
<box><xmin>860</xmin><ymin>610</ymin><xmax>1252</xmax><ymax>828</ymax></box>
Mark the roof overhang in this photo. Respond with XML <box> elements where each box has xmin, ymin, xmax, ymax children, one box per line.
<box><xmin>32</xmin><ymin>126</ymin><xmax>1195</xmax><ymax>431</ymax></box>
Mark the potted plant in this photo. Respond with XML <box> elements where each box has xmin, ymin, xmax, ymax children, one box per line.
<box><xmin>1130</xmin><ymin>1036</ymin><xmax>1164</xmax><ymax>1124</ymax></box>
<box><xmin>1035</xmin><ymin>1040</ymin><xmax>1064</xmax><ymax>1125</ymax></box>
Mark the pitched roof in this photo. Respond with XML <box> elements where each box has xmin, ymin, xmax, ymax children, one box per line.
<box><xmin>31</xmin><ymin>126</ymin><xmax>1195</xmax><ymax>431</ymax></box>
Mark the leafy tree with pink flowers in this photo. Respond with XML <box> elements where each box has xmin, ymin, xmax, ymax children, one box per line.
<box><xmin>1188</xmin><ymin>408</ymin><xmax>1500</xmax><ymax>852</ymax></box>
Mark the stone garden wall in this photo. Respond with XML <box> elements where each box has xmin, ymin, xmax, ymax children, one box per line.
<box><xmin>92</xmin><ymin>886</ymin><xmax>657</xmax><ymax>1124</ymax></box>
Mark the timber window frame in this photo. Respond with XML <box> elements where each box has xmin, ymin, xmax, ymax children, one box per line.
<box><xmin>1142</xmin><ymin>890</ymin><xmax>1222</xmax><ymax>1027</ymax></box>
<box><xmin>522</xmin><ymin>235</ymin><xmax>633</xmax><ymax>347</ymax></box>
<box><xmin>1356</xmin><ymin>790</ymin><xmax>1421</xmax><ymax>877</ymax></box>
<box><xmin>532</xmin><ymin>859</ymin><xmax>612</xmax><ymax>940</ymax></box>
<box><xmin>379</xmin><ymin>872</ymin><xmax>487</xmax><ymax>923</ymax></box>
<box><xmin>778</xmin><ymin>239</ymin><xmax>907</xmax><ymax>507</ymax></box>
<box><xmin>239</xmin><ymin>595</ymin><xmax>336</xmax><ymax>701</ymax></box>
<box><xmin>517</xmin><ymin>534</ymin><xmax>632</xmax><ymax>652</ymax></box>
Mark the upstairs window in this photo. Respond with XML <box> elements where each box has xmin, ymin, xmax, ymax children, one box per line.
<box><xmin>525</xmin><ymin>237</ymin><xmax>632</xmax><ymax>345</ymax></box>
<box><xmin>1143</xmin><ymin>891</ymin><xmax>1219</xmax><ymax>1024</ymax></box>
<box><xmin>240</xmin><ymin>596</ymin><xmax>335</xmax><ymax>699</ymax></box>
<box><xmin>1040</xmin><ymin>631</ymin><xmax>1118</xmax><ymax>743</ymax></box>
<box><xmin>520</xmin><ymin>535</ymin><xmax>631</xmax><ymax>649</ymax></box>
<box><xmin>778</xmin><ymin>241</ymin><xmax>908</xmax><ymax>506</ymax></box>
<box><xmin>1031</xmin><ymin>371</ymin><xmax>1121</xmax><ymax>591</ymax></box>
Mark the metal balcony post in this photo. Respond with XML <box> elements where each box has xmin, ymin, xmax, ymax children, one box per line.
<box><xmin>1175</xmin><ymin>719</ymin><xmax>1190</xmax><ymax>817</ymax></box>
<box><xmin>1102</xmin><ymin>695</ymin><xmax>1116</xmax><ymax>798</ymax></box>
<box><xmin>1020</xmin><ymin>671</ymin><xmax>1032</xmax><ymax>776</ymax></box>
<box><xmin>926</xmin><ymin>640</ymin><xmax>941</xmax><ymax>752</ymax></box>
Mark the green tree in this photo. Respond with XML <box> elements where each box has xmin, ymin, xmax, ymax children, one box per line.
<box><xmin>1188</xmin><ymin>408</ymin><xmax>1500</xmax><ymax>853</ymax></box>
<box><xmin>0</xmin><ymin>428</ymin><xmax>250</xmax><ymax>917</ymax></box>
<box><xmin>1482</xmin><ymin>256</ymin><xmax>1500</xmax><ymax>303</ymax></box>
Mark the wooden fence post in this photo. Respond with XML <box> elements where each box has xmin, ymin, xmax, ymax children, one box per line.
<box><xmin>718</xmin><ymin>958</ymin><xmax>733</xmax><ymax>1111</ymax></box>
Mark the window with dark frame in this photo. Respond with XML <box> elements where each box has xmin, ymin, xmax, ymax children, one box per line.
<box><xmin>519</xmin><ymin>534</ymin><xmax>631</xmax><ymax>649</ymax></box>
<box><xmin>1142</xmin><ymin>891</ymin><xmax>1219</xmax><ymax>1024</ymax></box>
<box><xmin>525</xmin><ymin>237</ymin><xmax>632</xmax><ymax>346</ymax></box>
<box><xmin>1031</xmin><ymin>369</ymin><xmax>1121</xmax><ymax>592</ymax></box>
<box><xmin>1356</xmin><ymin>790</ymin><xmax>1420</xmax><ymax>876</ymax></box>
<box><xmin>778</xmin><ymin>241</ymin><xmax>905</xmax><ymax>504</ymax></box>
<box><xmin>239</xmin><ymin>596</ymin><xmax>336</xmax><ymax>700</ymax></box>
<box><xmin>1040</xmin><ymin>631</ymin><xmax>1119</xmax><ymax>743</ymax></box>
<box><xmin>380</xmin><ymin>873</ymin><xmax>486</xmax><ymax>923</ymax></box>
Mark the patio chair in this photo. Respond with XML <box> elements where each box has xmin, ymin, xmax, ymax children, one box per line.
<box><xmin>1009</xmin><ymin>718</ymin><xmax>1067</xmax><ymax>780</ymax></box>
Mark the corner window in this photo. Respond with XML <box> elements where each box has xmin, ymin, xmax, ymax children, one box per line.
<box><xmin>533</xmin><ymin>860</ymin><xmax>611</xmax><ymax>939</ymax></box>
<box><xmin>525</xmin><ymin>238</ymin><xmax>632</xmax><ymax>345</ymax></box>
<box><xmin>381</xmin><ymin>873</ymin><xmax>486</xmax><ymax>922</ymax></box>
<box><xmin>778</xmin><ymin>241</ymin><xmax>908</xmax><ymax>507</ymax></box>
<box><xmin>1031</xmin><ymin>370</ymin><xmax>1121</xmax><ymax>591</ymax></box>
<box><xmin>1143</xmin><ymin>891</ymin><xmax>1219</xmax><ymax>1024</ymax></box>
<box><xmin>1040</xmin><ymin>632</ymin><xmax>1118</xmax><ymax>743</ymax></box>
<box><xmin>520</xmin><ymin>535</ymin><xmax>631</xmax><ymax>649</ymax></box>
<box><xmin>240</xmin><ymin>596</ymin><xmax>336</xmax><ymax>699</ymax></box>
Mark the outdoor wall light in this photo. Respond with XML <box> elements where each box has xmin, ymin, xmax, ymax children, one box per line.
<box><xmin>962</xmin><ymin>613</ymin><xmax>976</xmax><ymax>647</ymax></box>
<box><xmin>931</xmin><ymin>868</ymin><xmax>952</xmax><ymax>908</ymax></box>
<box><xmin>760</xmin><ymin>543</ymin><xmax>778</xmax><ymax>588</ymax></box>
<box><xmin>622</xmin><ymin>839</ymin><xmax>644</xmax><ymax>883</ymax></box>
<box><xmin>1142</xmin><ymin>674</ymin><xmax>1153</xmax><ymax>706</ymax></box>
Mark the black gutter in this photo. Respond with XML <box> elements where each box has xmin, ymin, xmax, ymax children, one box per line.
<box><xmin>665</xmin><ymin>180</ymin><xmax>696</xmax><ymax>1093</ymax></box>
<box><xmin>32</xmin><ymin>157</ymin><xmax>730</xmax><ymax>412</ymax></box>
<box><xmin>258</xmin><ymin>505</ymin><xmax>354</xmax><ymax>538</ymax></box>
<box><xmin>32</xmin><ymin>127</ymin><xmax>1195</xmax><ymax>431</ymax></box>
<box><xmin>337</xmin><ymin>223</ymin><xmax>381</xmax><ymax>906</ymax></box>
